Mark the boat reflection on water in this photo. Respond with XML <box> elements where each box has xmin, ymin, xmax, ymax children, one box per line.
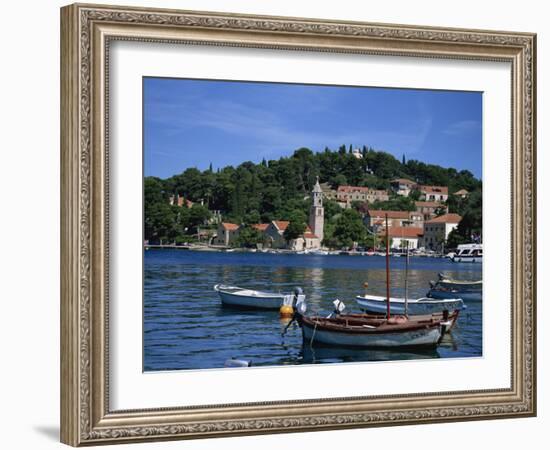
<box><xmin>301</xmin><ymin>344</ymin><xmax>440</xmax><ymax>364</ymax></box>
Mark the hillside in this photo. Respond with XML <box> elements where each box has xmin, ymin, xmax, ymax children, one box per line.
<box><xmin>144</xmin><ymin>146</ymin><xmax>482</xmax><ymax>245</ymax></box>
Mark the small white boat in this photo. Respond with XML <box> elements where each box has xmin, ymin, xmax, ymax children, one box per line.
<box><xmin>452</xmin><ymin>243</ymin><xmax>483</xmax><ymax>263</ymax></box>
<box><xmin>427</xmin><ymin>275</ymin><xmax>482</xmax><ymax>302</ymax></box>
<box><xmin>214</xmin><ymin>284</ymin><xmax>300</xmax><ymax>309</ymax></box>
<box><xmin>356</xmin><ymin>294</ymin><xmax>465</xmax><ymax>315</ymax></box>
<box><xmin>309</xmin><ymin>249</ymin><xmax>330</xmax><ymax>256</ymax></box>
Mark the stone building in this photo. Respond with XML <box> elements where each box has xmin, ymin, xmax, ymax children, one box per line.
<box><xmin>214</xmin><ymin>222</ymin><xmax>239</xmax><ymax>246</ymax></box>
<box><xmin>422</xmin><ymin>213</ymin><xmax>462</xmax><ymax>250</ymax></box>
<box><xmin>335</xmin><ymin>185</ymin><xmax>389</xmax><ymax>208</ymax></box>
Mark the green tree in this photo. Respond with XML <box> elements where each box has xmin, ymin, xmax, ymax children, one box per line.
<box><xmin>284</xmin><ymin>221</ymin><xmax>306</xmax><ymax>242</ymax></box>
<box><xmin>235</xmin><ymin>226</ymin><xmax>263</xmax><ymax>248</ymax></box>
<box><xmin>409</xmin><ymin>188</ymin><xmax>421</xmax><ymax>201</ymax></box>
<box><xmin>187</xmin><ymin>204</ymin><xmax>211</xmax><ymax>233</ymax></box>
<box><xmin>333</xmin><ymin>209</ymin><xmax>366</xmax><ymax>248</ymax></box>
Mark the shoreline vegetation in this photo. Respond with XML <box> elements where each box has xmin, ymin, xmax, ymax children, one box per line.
<box><xmin>145</xmin><ymin>146</ymin><xmax>482</xmax><ymax>252</ymax></box>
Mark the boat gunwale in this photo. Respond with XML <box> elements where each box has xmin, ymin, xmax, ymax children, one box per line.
<box><xmin>299</xmin><ymin>314</ymin><xmax>446</xmax><ymax>335</ymax></box>
<box><xmin>356</xmin><ymin>294</ymin><xmax>464</xmax><ymax>305</ymax></box>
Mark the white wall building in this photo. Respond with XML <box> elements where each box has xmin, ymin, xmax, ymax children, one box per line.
<box><xmin>422</xmin><ymin>213</ymin><xmax>461</xmax><ymax>250</ymax></box>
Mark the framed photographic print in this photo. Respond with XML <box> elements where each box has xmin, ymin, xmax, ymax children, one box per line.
<box><xmin>60</xmin><ymin>3</ymin><xmax>536</xmax><ymax>446</ymax></box>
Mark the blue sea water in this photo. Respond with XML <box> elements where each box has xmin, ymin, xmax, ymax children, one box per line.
<box><xmin>143</xmin><ymin>250</ymin><xmax>482</xmax><ymax>371</ymax></box>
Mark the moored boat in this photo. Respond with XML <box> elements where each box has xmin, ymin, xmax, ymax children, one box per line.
<box><xmin>427</xmin><ymin>274</ymin><xmax>482</xmax><ymax>302</ymax></box>
<box><xmin>452</xmin><ymin>243</ymin><xmax>483</xmax><ymax>263</ymax></box>
<box><xmin>214</xmin><ymin>284</ymin><xmax>302</xmax><ymax>309</ymax></box>
<box><xmin>296</xmin><ymin>304</ymin><xmax>452</xmax><ymax>348</ymax></box>
<box><xmin>355</xmin><ymin>294</ymin><xmax>465</xmax><ymax>315</ymax></box>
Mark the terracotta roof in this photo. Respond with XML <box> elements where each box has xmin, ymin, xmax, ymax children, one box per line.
<box><xmin>415</xmin><ymin>201</ymin><xmax>445</xmax><ymax>208</ymax></box>
<box><xmin>425</xmin><ymin>213</ymin><xmax>462</xmax><ymax>224</ymax></box>
<box><xmin>273</xmin><ymin>220</ymin><xmax>290</xmax><ymax>231</ymax></box>
<box><xmin>380</xmin><ymin>226</ymin><xmax>424</xmax><ymax>238</ymax></box>
<box><xmin>251</xmin><ymin>223</ymin><xmax>269</xmax><ymax>231</ymax></box>
<box><xmin>453</xmin><ymin>189</ymin><xmax>469</xmax><ymax>195</ymax></box>
<box><xmin>337</xmin><ymin>185</ymin><xmax>371</xmax><ymax>193</ymax></box>
<box><xmin>221</xmin><ymin>222</ymin><xmax>239</xmax><ymax>231</ymax></box>
<box><xmin>367</xmin><ymin>209</ymin><xmax>411</xmax><ymax>219</ymax></box>
<box><xmin>391</xmin><ymin>178</ymin><xmax>416</xmax><ymax>185</ymax></box>
<box><xmin>303</xmin><ymin>232</ymin><xmax>318</xmax><ymax>239</ymax></box>
<box><xmin>418</xmin><ymin>185</ymin><xmax>449</xmax><ymax>195</ymax></box>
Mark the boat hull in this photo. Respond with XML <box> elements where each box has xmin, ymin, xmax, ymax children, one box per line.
<box><xmin>300</xmin><ymin>319</ymin><xmax>442</xmax><ymax>348</ymax></box>
<box><xmin>452</xmin><ymin>256</ymin><xmax>482</xmax><ymax>263</ymax></box>
<box><xmin>356</xmin><ymin>295</ymin><xmax>464</xmax><ymax>315</ymax></box>
<box><xmin>427</xmin><ymin>289</ymin><xmax>482</xmax><ymax>302</ymax></box>
<box><xmin>217</xmin><ymin>290</ymin><xmax>284</xmax><ymax>309</ymax></box>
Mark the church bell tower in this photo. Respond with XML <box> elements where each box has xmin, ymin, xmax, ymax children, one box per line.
<box><xmin>309</xmin><ymin>177</ymin><xmax>324</xmax><ymax>243</ymax></box>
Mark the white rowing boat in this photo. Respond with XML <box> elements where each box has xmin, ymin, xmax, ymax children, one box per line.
<box><xmin>214</xmin><ymin>284</ymin><xmax>301</xmax><ymax>309</ymax></box>
<box><xmin>355</xmin><ymin>294</ymin><xmax>465</xmax><ymax>315</ymax></box>
<box><xmin>427</xmin><ymin>274</ymin><xmax>482</xmax><ymax>302</ymax></box>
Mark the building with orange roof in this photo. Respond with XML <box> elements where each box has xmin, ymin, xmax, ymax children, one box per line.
<box><xmin>422</xmin><ymin>213</ymin><xmax>462</xmax><ymax>250</ymax></box>
<box><xmin>251</xmin><ymin>223</ymin><xmax>269</xmax><ymax>232</ymax></box>
<box><xmin>378</xmin><ymin>226</ymin><xmax>424</xmax><ymax>250</ymax></box>
<box><xmin>214</xmin><ymin>222</ymin><xmax>240</xmax><ymax>246</ymax></box>
<box><xmin>415</xmin><ymin>201</ymin><xmax>448</xmax><ymax>220</ymax></box>
<box><xmin>364</xmin><ymin>209</ymin><xmax>423</xmax><ymax>229</ymax></box>
<box><xmin>453</xmin><ymin>189</ymin><xmax>469</xmax><ymax>198</ymax></box>
<box><xmin>169</xmin><ymin>193</ymin><xmax>194</xmax><ymax>208</ymax></box>
<box><xmin>390</xmin><ymin>178</ymin><xmax>416</xmax><ymax>196</ymax></box>
<box><xmin>417</xmin><ymin>185</ymin><xmax>449</xmax><ymax>202</ymax></box>
<box><xmin>335</xmin><ymin>185</ymin><xmax>389</xmax><ymax>207</ymax></box>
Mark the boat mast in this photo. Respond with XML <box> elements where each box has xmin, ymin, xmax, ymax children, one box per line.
<box><xmin>404</xmin><ymin>242</ymin><xmax>409</xmax><ymax>317</ymax></box>
<box><xmin>385</xmin><ymin>214</ymin><xmax>391</xmax><ymax>319</ymax></box>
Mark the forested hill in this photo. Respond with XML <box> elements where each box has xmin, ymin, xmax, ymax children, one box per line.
<box><xmin>146</xmin><ymin>146</ymin><xmax>481</xmax><ymax>225</ymax></box>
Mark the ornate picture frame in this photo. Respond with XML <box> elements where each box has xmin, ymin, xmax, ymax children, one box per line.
<box><xmin>60</xmin><ymin>3</ymin><xmax>536</xmax><ymax>446</ymax></box>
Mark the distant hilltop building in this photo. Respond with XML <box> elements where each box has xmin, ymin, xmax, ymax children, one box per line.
<box><xmin>351</xmin><ymin>148</ymin><xmax>363</xmax><ymax>159</ymax></box>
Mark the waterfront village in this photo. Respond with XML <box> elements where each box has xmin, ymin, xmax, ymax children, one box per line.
<box><xmin>145</xmin><ymin>147</ymin><xmax>481</xmax><ymax>254</ymax></box>
<box><xmin>195</xmin><ymin>179</ymin><xmax>464</xmax><ymax>253</ymax></box>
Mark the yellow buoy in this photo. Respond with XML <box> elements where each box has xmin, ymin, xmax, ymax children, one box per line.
<box><xmin>279</xmin><ymin>304</ymin><xmax>294</xmax><ymax>318</ymax></box>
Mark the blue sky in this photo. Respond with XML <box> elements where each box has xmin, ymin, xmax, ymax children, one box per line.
<box><xmin>144</xmin><ymin>77</ymin><xmax>482</xmax><ymax>179</ymax></box>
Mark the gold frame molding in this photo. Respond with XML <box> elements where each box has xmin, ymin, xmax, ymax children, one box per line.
<box><xmin>60</xmin><ymin>3</ymin><xmax>536</xmax><ymax>446</ymax></box>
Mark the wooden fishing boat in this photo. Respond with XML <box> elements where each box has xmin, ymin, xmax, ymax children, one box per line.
<box><xmin>297</xmin><ymin>310</ymin><xmax>450</xmax><ymax>348</ymax></box>
<box><xmin>355</xmin><ymin>294</ymin><xmax>465</xmax><ymax>315</ymax></box>
<box><xmin>214</xmin><ymin>284</ymin><xmax>301</xmax><ymax>309</ymax></box>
